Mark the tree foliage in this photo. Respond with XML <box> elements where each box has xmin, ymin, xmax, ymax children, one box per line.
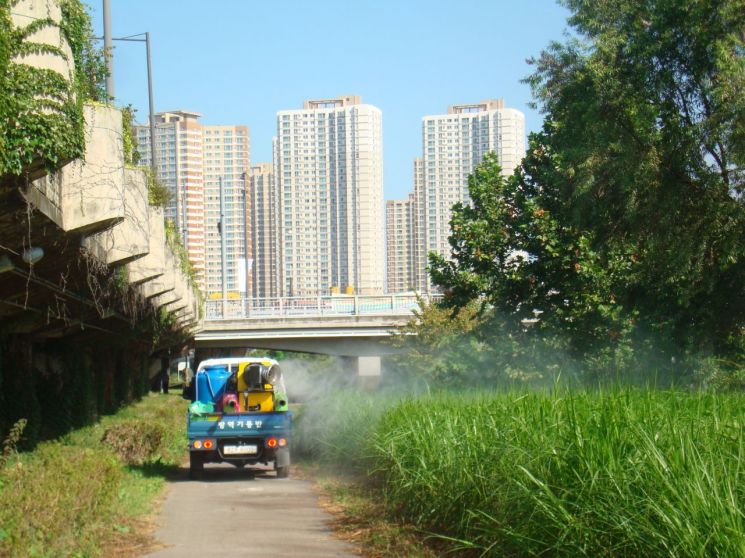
<box><xmin>121</xmin><ymin>104</ymin><xmax>141</xmax><ymax>167</ymax></box>
<box><xmin>524</xmin><ymin>0</ymin><xmax>745</xmax><ymax>354</ymax></box>
<box><xmin>424</xmin><ymin>0</ymin><xmax>745</xmax><ymax>382</ymax></box>
<box><xmin>388</xmin><ymin>298</ymin><xmax>489</xmax><ymax>387</ymax></box>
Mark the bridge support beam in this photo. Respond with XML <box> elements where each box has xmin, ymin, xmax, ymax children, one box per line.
<box><xmin>342</xmin><ymin>355</ymin><xmax>381</xmax><ymax>389</ymax></box>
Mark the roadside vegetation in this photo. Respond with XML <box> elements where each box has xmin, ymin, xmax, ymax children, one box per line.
<box><xmin>0</xmin><ymin>392</ymin><xmax>186</xmax><ymax>558</ymax></box>
<box><xmin>297</xmin><ymin>388</ymin><xmax>745</xmax><ymax>557</ymax></box>
<box><xmin>416</xmin><ymin>0</ymin><xmax>745</xmax><ymax>385</ymax></box>
<box><xmin>305</xmin><ymin>4</ymin><xmax>744</xmax><ymax>552</ymax></box>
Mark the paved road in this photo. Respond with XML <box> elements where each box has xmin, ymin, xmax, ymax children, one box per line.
<box><xmin>145</xmin><ymin>464</ymin><xmax>357</xmax><ymax>557</ymax></box>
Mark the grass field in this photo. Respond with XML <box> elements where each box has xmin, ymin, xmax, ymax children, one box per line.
<box><xmin>298</xmin><ymin>388</ymin><xmax>745</xmax><ymax>557</ymax></box>
<box><xmin>0</xmin><ymin>391</ymin><xmax>187</xmax><ymax>557</ymax></box>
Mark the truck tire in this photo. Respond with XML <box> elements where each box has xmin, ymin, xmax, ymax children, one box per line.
<box><xmin>276</xmin><ymin>465</ymin><xmax>290</xmax><ymax>478</ymax></box>
<box><xmin>189</xmin><ymin>452</ymin><xmax>204</xmax><ymax>480</ymax></box>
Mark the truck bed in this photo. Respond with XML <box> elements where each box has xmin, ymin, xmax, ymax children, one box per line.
<box><xmin>188</xmin><ymin>410</ymin><xmax>292</xmax><ymax>438</ymax></box>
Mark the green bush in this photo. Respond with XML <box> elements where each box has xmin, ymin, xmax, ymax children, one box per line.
<box><xmin>101</xmin><ymin>419</ymin><xmax>166</xmax><ymax>466</ymax></box>
<box><xmin>0</xmin><ymin>393</ymin><xmax>187</xmax><ymax>557</ymax></box>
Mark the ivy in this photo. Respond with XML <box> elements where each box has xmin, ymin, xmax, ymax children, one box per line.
<box><xmin>121</xmin><ymin>104</ymin><xmax>140</xmax><ymax>166</ymax></box>
<box><xmin>164</xmin><ymin>218</ymin><xmax>198</xmax><ymax>287</ymax></box>
<box><xmin>121</xmin><ymin>105</ymin><xmax>173</xmax><ymax>209</ymax></box>
<box><xmin>0</xmin><ymin>0</ymin><xmax>106</xmax><ymax>178</ymax></box>
<box><xmin>164</xmin><ymin>217</ymin><xmax>204</xmax><ymax>317</ymax></box>
<box><xmin>144</xmin><ymin>166</ymin><xmax>172</xmax><ymax>208</ymax></box>
<box><xmin>58</xmin><ymin>0</ymin><xmax>107</xmax><ymax>103</ymax></box>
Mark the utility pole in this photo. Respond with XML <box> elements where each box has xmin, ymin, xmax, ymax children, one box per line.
<box><xmin>145</xmin><ymin>32</ymin><xmax>156</xmax><ymax>176</ymax></box>
<box><xmin>219</xmin><ymin>176</ymin><xmax>227</xmax><ymax>318</ymax></box>
<box><xmin>241</xmin><ymin>172</ymin><xmax>251</xmax><ymax>317</ymax></box>
<box><xmin>95</xmin><ymin>30</ymin><xmax>158</xmax><ymax>173</ymax></box>
<box><xmin>102</xmin><ymin>0</ymin><xmax>114</xmax><ymax>99</ymax></box>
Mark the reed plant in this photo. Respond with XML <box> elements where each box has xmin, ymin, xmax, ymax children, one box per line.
<box><xmin>371</xmin><ymin>389</ymin><xmax>745</xmax><ymax>556</ymax></box>
<box><xmin>294</xmin><ymin>389</ymin><xmax>391</xmax><ymax>471</ymax></box>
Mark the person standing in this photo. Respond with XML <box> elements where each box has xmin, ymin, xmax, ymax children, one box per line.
<box><xmin>160</xmin><ymin>355</ymin><xmax>170</xmax><ymax>394</ymax></box>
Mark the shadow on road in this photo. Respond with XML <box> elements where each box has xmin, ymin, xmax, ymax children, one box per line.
<box><xmin>128</xmin><ymin>461</ymin><xmax>182</xmax><ymax>480</ymax></box>
<box><xmin>128</xmin><ymin>461</ymin><xmax>282</xmax><ymax>484</ymax></box>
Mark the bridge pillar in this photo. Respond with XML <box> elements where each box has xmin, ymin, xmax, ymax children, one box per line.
<box><xmin>356</xmin><ymin>355</ymin><xmax>381</xmax><ymax>390</ymax></box>
<box><xmin>338</xmin><ymin>355</ymin><xmax>381</xmax><ymax>389</ymax></box>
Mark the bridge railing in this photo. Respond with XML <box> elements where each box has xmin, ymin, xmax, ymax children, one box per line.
<box><xmin>204</xmin><ymin>294</ymin><xmax>443</xmax><ymax>321</ymax></box>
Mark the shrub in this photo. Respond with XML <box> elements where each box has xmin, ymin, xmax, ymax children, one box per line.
<box><xmin>101</xmin><ymin>419</ymin><xmax>165</xmax><ymax>466</ymax></box>
<box><xmin>0</xmin><ymin>418</ymin><xmax>26</xmax><ymax>469</ymax></box>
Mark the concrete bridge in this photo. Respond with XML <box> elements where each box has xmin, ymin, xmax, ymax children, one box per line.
<box><xmin>194</xmin><ymin>294</ymin><xmax>440</xmax><ymax>378</ymax></box>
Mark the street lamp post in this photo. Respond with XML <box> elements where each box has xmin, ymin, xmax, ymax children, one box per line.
<box><xmin>241</xmin><ymin>172</ymin><xmax>250</xmax><ymax>318</ymax></box>
<box><xmin>218</xmin><ymin>176</ymin><xmax>227</xmax><ymax>319</ymax></box>
<box><xmin>144</xmin><ymin>32</ymin><xmax>156</xmax><ymax>176</ymax></box>
<box><xmin>96</xmin><ymin>32</ymin><xmax>158</xmax><ymax>176</ymax></box>
<box><xmin>102</xmin><ymin>0</ymin><xmax>114</xmax><ymax>99</ymax></box>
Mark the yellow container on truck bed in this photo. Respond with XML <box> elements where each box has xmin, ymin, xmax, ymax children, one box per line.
<box><xmin>240</xmin><ymin>390</ymin><xmax>273</xmax><ymax>412</ymax></box>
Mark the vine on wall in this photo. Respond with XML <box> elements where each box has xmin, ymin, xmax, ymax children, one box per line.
<box><xmin>0</xmin><ymin>1</ymin><xmax>12</xmax><ymax>166</ymax></box>
<box><xmin>164</xmin><ymin>217</ymin><xmax>201</xmax><ymax>298</ymax></box>
<box><xmin>57</xmin><ymin>0</ymin><xmax>106</xmax><ymax>103</ymax></box>
<box><xmin>0</xmin><ymin>335</ymin><xmax>155</xmax><ymax>448</ymax></box>
<box><xmin>121</xmin><ymin>103</ymin><xmax>172</xmax><ymax>208</ymax></box>
<box><xmin>121</xmin><ymin>104</ymin><xmax>140</xmax><ymax>166</ymax></box>
<box><xmin>0</xmin><ymin>0</ymin><xmax>106</xmax><ymax>177</ymax></box>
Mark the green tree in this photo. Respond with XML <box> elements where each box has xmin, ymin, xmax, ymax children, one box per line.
<box><xmin>430</xmin><ymin>0</ymin><xmax>744</xmax><ymax>375</ymax></box>
<box><xmin>388</xmin><ymin>298</ymin><xmax>488</xmax><ymax>388</ymax></box>
<box><xmin>429</xmin><ymin>149</ymin><xmax>632</xmax><ymax>376</ymax></box>
<box><xmin>524</xmin><ymin>0</ymin><xmax>745</xmax><ymax>356</ymax></box>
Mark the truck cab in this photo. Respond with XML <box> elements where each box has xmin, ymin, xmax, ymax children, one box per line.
<box><xmin>185</xmin><ymin>357</ymin><xmax>291</xmax><ymax>479</ymax></box>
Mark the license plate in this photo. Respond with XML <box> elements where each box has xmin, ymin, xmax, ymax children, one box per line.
<box><xmin>223</xmin><ymin>444</ymin><xmax>257</xmax><ymax>455</ymax></box>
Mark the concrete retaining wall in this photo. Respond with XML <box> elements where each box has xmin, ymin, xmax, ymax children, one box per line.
<box><xmin>28</xmin><ymin>104</ymin><xmax>126</xmax><ymax>233</ymax></box>
<box><xmin>82</xmin><ymin>167</ymin><xmax>149</xmax><ymax>265</ymax></box>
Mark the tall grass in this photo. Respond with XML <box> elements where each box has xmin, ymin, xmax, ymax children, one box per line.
<box><xmin>376</xmin><ymin>390</ymin><xmax>745</xmax><ymax>556</ymax></box>
<box><xmin>294</xmin><ymin>390</ymin><xmax>392</xmax><ymax>470</ymax></box>
<box><xmin>298</xmin><ymin>389</ymin><xmax>745</xmax><ymax>556</ymax></box>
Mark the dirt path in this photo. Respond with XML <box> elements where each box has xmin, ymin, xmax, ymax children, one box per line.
<box><xmin>144</xmin><ymin>463</ymin><xmax>357</xmax><ymax>557</ymax></box>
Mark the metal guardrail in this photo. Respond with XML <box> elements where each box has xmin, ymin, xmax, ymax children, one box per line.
<box><xmin>205</xmin><ymin>294</ymin><xmax>443</xmax><ymax>321</ymax></box>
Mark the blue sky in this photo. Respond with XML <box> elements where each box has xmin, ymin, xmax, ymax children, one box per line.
<box><xmin>89</xmin><ymin>0</ymin><xmax>571</xmax><ymax>200</ymax></box>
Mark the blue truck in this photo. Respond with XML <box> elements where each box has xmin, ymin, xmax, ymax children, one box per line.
<box><xmin>184</xmin><ymin>357</ymin><xmax>291</xmax><ymax>479</ymax></box>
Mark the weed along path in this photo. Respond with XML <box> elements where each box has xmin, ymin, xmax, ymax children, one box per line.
<box><xmin>144</xmin><ymin>463</ymin><xmax>357</xmax><ymax>557</ymax></box>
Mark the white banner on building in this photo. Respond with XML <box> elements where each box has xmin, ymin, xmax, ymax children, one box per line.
<box><xmin>236</xmin><ymin>258</ymin><xmax>253</xmax><ymax>293</ymax></box>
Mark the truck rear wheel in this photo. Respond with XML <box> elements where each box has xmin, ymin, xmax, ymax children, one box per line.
<box><xmin>189</xmin><ymin>452</ymin><xmax>204</xmax><ymax>479</ymax></box>
<box><xmin>276</xmin><ymin>465</ymin><xmax>289</xmax><ymax>478</ymax></box>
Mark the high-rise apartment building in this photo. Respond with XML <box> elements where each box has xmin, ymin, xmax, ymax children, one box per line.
<box><xmin>202</xmin><ymin>125</ymin><xmax>250</xmax><ymax>296</ymax></box>
<box><xmin>413</xmin><ymin>99</ymin><xmax>525</xmax><ymax>291</ymax></box>
<box><xmin>274</xmin><ymin>96</ymin><xmax>384</xmax><ymax>296</ymax></box>
<box><xmin>386</xmin><ymin>194</ymin><xmax>416</xmax><ymax>293</ymax></box>
<box><xmin>249</xmin><ymin>162</ymin><xmax>277</xmax><ymax>299</ymax></box>
<box><xmin>136</xmin><ymin>111</ymin><xmax>206</xmax><ymax>283</ymax></box>
<box><xmin>135</xmin><ymin>112</ymin><xmax>250</xmax><ymax>294</ymax></box>
<box><xmin>411</xmin><ymin>157</ymin><xmax>427</xmax><ymax>292</ymax></box>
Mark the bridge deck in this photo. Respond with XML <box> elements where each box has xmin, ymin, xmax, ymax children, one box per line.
<box><xmin>195</xmin><ymin>294</ymin><xmax>440</xmax><ymax>356</ymax></box>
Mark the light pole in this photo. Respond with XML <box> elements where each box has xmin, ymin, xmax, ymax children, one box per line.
<box><xmin>241</xmin><ymin>171</ymin><xmax>251</xmax><ymax>318</ymax></box>
<box><xmin>218</xmin><ymin>176</ymin><xmax>227</xmax><ymax>318</ymax></box>
<box><xmin>102</xmin><ymin>0</ymin><xmax>114</xmax><ymax>99</ymax></box>
<box><xmin>96</xmin><ymin>31</ymin><xmax>158</xmax><ymax>176</ymax></box>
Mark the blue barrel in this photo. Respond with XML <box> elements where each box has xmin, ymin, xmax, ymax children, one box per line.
<box><xmin>195</xmin><ymin>365</ymin><xmax>232</xmax><ymax>404</ymax></box>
